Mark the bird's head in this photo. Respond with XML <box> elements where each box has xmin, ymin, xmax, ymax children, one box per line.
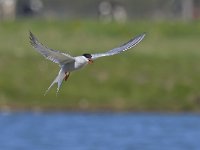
<box><xmin>82</xmin><ymin>53</ymin><xmax>93</xmax><ymax>64</ymax></box>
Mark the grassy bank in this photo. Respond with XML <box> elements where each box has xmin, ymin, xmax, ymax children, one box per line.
<box><xmin>0</xmin><ymin>20</ymin><xmax>200</xmax><ymax>112</ymax></box>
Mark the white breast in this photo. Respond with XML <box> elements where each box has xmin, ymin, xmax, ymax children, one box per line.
<box><xmin>74</xmin><ymin>56</ymin><xmax>88</xmax><ymax>70</ymax></box>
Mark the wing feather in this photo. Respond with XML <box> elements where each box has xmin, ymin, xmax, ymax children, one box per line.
<box><xmin>29</xmin><ymin>32</ymin><xmax>74</xmax><ymax>65</ymax></box>
<box><xmin>91</xmin><ymin>33</ymin><xmax>145</xmax><ymax>60</ymax></box>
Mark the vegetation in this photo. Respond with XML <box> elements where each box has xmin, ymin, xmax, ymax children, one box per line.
<box><xmin>0</xmin><ymin>20</ymin><xmax>200</xmax><ymax>112</ymax></box>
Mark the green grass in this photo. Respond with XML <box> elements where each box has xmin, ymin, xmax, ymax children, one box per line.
<box><xmin>0</xmin><ymin>20</ymin><xmax>200</xmax><ymax>112</ymax></box>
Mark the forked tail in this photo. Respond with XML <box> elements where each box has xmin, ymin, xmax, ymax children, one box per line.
<box><xmin>44</xmin><ymin>69</ymin><xmax>66</xmax><ymax>95</ymax></box>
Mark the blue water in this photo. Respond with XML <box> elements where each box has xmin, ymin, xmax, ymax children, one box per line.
<box><xmin>0</xmin><ymin>112</ymin><xmax>200</xmax><ymax>150</ymax></box>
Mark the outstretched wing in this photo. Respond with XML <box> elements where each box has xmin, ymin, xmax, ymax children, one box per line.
<box><xmin>91</xmin><ymin>33</ymin><xmax>145</xmax><ymax>60</ymax></box>
<box><xmin>29</xmin><ymin>32</ymin><xmax>75</xmax><ymax>66</ymax></box>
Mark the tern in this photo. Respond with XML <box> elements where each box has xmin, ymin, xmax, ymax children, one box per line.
<box><xmin>29</xmin><ymin>32</ymin><xmax>145</xmax><ymax>95</ymax></box>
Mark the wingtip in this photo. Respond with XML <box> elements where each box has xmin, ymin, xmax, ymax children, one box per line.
<box><xmin>29</xmin><ymin>32</ymin><xmax>34</xmax><ymax>46</ymax></box>
<box><xmin>29</xmin><ymin>31</ymin><xmax>38</xmax><ymax>47</ymax></box>
<box><xmin>137</xmin><ymin>32</ymin><xmax>146</xmax><ymax>41</ymax></box>
<box><xmin>29</xmin><ymin>31</ymin><xmax>34</xmax><ymax>39</ymax></box>
<box><xmin>141</xmin><ymin>32</ymin><xmax>146</xmax><ymax>38</ymax></box>
<box><xmin>139</xmin><ymin>32</ymin><xmax>146</xmax><ymax>37</ymax></box>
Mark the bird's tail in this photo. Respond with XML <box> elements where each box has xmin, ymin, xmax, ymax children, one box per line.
<box><xmin>44</xmin><ymin>69</ymin><xmax>65</xmax><ymax>96</ymax></box>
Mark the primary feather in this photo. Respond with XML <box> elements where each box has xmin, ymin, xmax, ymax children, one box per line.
<box><xmin>91</xmin><ymin>33</ymin><xmax>145</xmax><ymax>60</ymax></box>
<box><xmin>29</xmin><ymin>32</ymin><xmax>75</xmax><ymax>66</ymax></box>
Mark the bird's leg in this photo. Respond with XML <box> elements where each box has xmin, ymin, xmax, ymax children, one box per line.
<box><xmin>64</xmin><ymin>72</ymin><xmax>70</xmax><ymax>81</ymax></box>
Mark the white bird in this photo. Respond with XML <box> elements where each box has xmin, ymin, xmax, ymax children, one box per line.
<box><xmin>29</xmin><ymin>32</ymin><xmax>145</xmax><ymax>95</ymax></box>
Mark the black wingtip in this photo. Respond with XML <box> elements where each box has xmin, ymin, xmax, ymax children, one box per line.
<box><xmin>29</xmin><ymin>31</ymin><xmax>37</xmax><ymax>48</ymax></box>
<box><xmin>29</xmin><ymin>31</ymin><xmax>34</xmax><ymax>40</ymax></box>
<box><xmin>29</xmin><ymin>31</ymin><xmax>33</xmax><ymax>40</ymax></box>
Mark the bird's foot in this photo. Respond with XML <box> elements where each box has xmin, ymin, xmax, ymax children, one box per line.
<box><xmin>64</xmin><ymin>72</ymin><xmax>70</xmax><ymax>81</ymax></box>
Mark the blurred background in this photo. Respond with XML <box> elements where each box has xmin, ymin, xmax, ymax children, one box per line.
<box><xmin>0</xmin><ymin>0</ymin><xmax>200</xmax><ymax>150</ymax></box>
<box><xmin>1</xmin><ymin>0</ymin><xmax>200</xmax><ymax>21</ymax></box>
<box><xmin>0</xmin><ymin>0</ymin><xmax>199</xmax><ymax>111</ymax></box>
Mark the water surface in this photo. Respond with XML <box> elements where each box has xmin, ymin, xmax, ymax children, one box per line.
<box><xmin>0</xmin><ymin>112</ymin><xmax>199</xmax><ymax>150</ymax></box>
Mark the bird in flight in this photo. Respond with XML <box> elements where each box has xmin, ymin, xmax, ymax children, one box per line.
<box><xmin>29</xmin><ymin>32</ymin><xmax>145</xmax><ymax>95</ymax></box>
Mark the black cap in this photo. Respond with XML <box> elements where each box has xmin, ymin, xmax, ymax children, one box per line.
<box><xmin>82</xmin><ymin>53</ymin><xmax>92</xmax><ymax>58</ymax></box>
